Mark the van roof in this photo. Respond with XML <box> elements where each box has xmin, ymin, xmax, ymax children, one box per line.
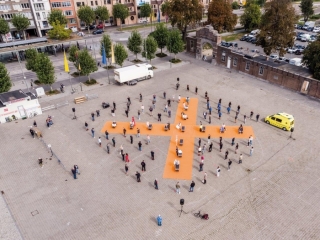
<box><xmin>277</xmin><ymin>113</ymin><xmax>294</xmax><ymax>119</ymax></box>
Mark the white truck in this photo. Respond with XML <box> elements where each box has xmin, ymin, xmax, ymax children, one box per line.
<box><xmin>114</xmin><ymin>63</ymin><xmax>154</xmax><ymax>85</ymax></box>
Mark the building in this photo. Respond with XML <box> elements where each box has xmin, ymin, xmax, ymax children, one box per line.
<box><xmin>0</xmin><ymin>0</ymin><xmax>38</xmax><ymax>41</ymax></box>
<box><xmin>49</xmin><ymin>0</ymin><xmax>78</xmax><ymax>29</ymax></box>
<box><xmin>29</xmin><ymin>0</ymin><xmax>52</xmax><ymax>37</ymax></box>
<box><xmin>0</xmin><ymin>90</ymin><xmax>42</xmax><ymax>123</ymax></box>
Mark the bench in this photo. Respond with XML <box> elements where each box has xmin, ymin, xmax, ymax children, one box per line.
<box><xmin>179</xmin><ymin>139</ymin><xmax>183</xmax><ymax>146</ymax></box>
<box><xmin>181</xmin><ymin>126</ymin><xmax>185</xmax><ymax>132</ymax></box>
<box><xmin>74</xmin><ymin>96</ymin><xmax>86</xmax><ymax>104</ymax></box>
<box><xmin>148</xmin><ymin>124</ymin><xmax>153</xmax><ymax>130</ymax></box>
<box><xmin>178</xmin><ymin>150</ymin><xmax>182</xmax><ymax>157</ymax></box>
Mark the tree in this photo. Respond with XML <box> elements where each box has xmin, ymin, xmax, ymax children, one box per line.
<box><xmin>240</xmin><ymin>3</ymin><xmax>261</xmax><ymax>31</ymax></box>
<box><xmin>95</xmin><ymin>6</ymin><xmax>109</xmax><ymax>30</ymax></box>
<box><xmin>114</xmin><ymin>43</ymin><xmax>128</xmax><ymax>67</ymax></box>
<box><xmin>167</xmin><ymin>29</ymin><xmax>184</xmax><ymax>60</ymax></box>
<box><xmin>302</xmin><ymin>38</ymin><xmax>320</xmax><ymax>80</ymax></box>
<box><xmin>300</xmin><ymin>0</ymin><xmax>314</xmax><ymax>23</ymax></box>
<box><xmin>161</xmin><ymin>1</ymin><xmax>170</xmax><ymax>25</ymax></box>
<box><xmin>48</xmin><ymin>9</ymin><xmax>67</xmax><ymax>25</ymax></box>
<box><xmin>256</xmin><ymin>0</ymin><xmax>296</xmax><ymax>56</ymax></box>
<box><xmin>100</xmin><ymin>34</ymin><xmax>112</xmax><ymax>65</ymax></box>
<box><xmin>48</xmin><ymin>20</ymin><xmax>71</xmax><ymax>40</ymax></box>
<box><xmin>11</xmin><ymin>14</ymin><xmax>30</xmax><ymax>40</ymax></box>
<box><xmin>142</xmin><ymin>36</ymin><xmax>158</xmax><ymax>63</ymax></box>
<box><xmin>77</xmin><ymin>49</ymin><xmax>98</xmax><ymax>81</ymax></box>
<box><xmin>25</xmin><ymin>48</ymin><xmax>39</xmax><ymax>71</ymax></box>
<box><xmin>112</xmin><ymin>4</ymin><xmax>129</xmax><ymax>30</ymax></box>
<box><xmin>0</xmin><ymin>19</ymin><xmax>10</xmax><ymax>43</ymax></box>
<box><xmin>77</xmin><ymin>6</ymin><xmax>95</xmax><ymax>33</ymax></box>
<box><xmin>127</xmin><ymin>30</ymin><xmax>142</xmax><ymax>60</ymax></box>
<box><xmin>207</xmin><ymin>0</ymin><xmax>237</xmax><ymax>33</ymax></box>
<box><xmin>232</xmin><ymin>2</ymin><xmax>240</xmax><ymax>9</ymax></box>
<box><xmin>34</xmin><ymin>53</ymin><xmax>55</xmax><ymax>91</ymax></box>
<box><xmin>153</xmin><ymin>23</ymin><xmax>169</xmax><ymax>54</ymax></box>
<box><xmin>140</xmin><ymin>3</ymin><xmax>151</xmax><ymax>21</ymax></box>
<box><xmin>167</xmin><ymin>0</ymin><xmax>203</xmax><ymax>41</ymax></box>
<box><xmin>68</xmin><ymin>45</ymin><xmax>79</xmax><ymax>63</ymax></box>
<box><xmin>0</xmin><ymin>63</ymin><xmax>11</xmax><ymax>93</ymax></box>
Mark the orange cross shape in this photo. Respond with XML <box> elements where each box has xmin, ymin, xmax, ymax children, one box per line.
<box><xmin>101</xmin><ymin>98</ymin><xmax>254</xmax><ymax>180</ymax></box>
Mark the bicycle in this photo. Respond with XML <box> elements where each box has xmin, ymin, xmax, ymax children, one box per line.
<box><xmin>194</xmin><ymin>211</ymin><xmax>209</xmax><ymax>220</ymax></box>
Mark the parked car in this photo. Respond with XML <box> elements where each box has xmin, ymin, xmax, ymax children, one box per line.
<box><xmin>240</xmin><ymin>35</ymin><xmax>249</xmax><ymax>41</ymax></box>
<box><xmin>313</xmin><ymin>27</ymin><xmax>320</xmax><ymax>33</ymax></box>
<box><xmin>250</xmin><ymin>49</ymin><xmax>260</xmax><ymax>53</ymax></box>
<box><xmin>229</xmin><ymin>42</ymin><xmax>238</xmax><ymax>48</ymax></box>
<box><xmin>295</xmin><ymin>50</ymin><xmax>302</xmax><ymax>55</ymax></box>
<box><xmin>297</xmin><ymin>25</ymin><xmax>303</xmax><ymax>29</ymax></box>
<box><xmin>93</xmin><ymin>29</ymin><xmax>104</xmax><ymax>34</ymax></box>
<box><xmin>278</xmin><ymin>56</ymin><xmax>287</xmax><ymax>62</ymax></box>
<box><xmin>270</xmin><ymin>54</ymin><xmax>279</xmax><ymax>60</ymax></box>
<box><xmin>307</xmin><ymin>27</ymin><xmax>314</xmax><ymax>32</ymax></box>
<box><xmin>85</xmin><ymin>25</ymin><xmax>96</xmax><ymax>30</ymax></box>
<box><xmin>96</xmin><ymin>24</ymin><xmax>104</xmax><ymax>29</ymax></box>
<box><xmin>77</xmin><ymin>32</ymin><xmax>85</xmax><ymax>37</ymax></box>
<box><xmin>246</xmin><ymin>37</ymin><xmax>254</xmax><ymax>42</ymax></box>
<box><xmin>287</xmin><ymin>48</ymin><xmax>296</xmax><ymax>54</ymax></box>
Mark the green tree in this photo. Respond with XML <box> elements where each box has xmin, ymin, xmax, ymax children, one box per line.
<box><xmin>167</xmin><ymin>0</ymin><xmax>203</xmax><ymax>41</ymax></box>
<box><xmin>25</xmin><ymin>48</ymin><xmax>39</xmax><ymax>71</ymax></box>
<box><xmin>34</xmin><ymin>53</ymin><xmax>55</xmax><ymax>90</ymax></box>
<box><xmin>48</xmin><ymin>9</ymin><xmax>67</xmax><ymax>25</ymax></box>
<box><xmin>240</xmin><ymin>3</ymin><xmax>261</xmax><ymax>31</ymax></box>
<box><xmin>142</xmin><ymin>36</ymin><xmax>158</xmax><ymax>63</ymax></box>
<box><xmin>256</xmin><ymin>0</ymin><xmax>296</xmax><ymax>56</ymax></box>
<box><xmin>0</xmin><ymin>62</ymin><xmax>11</xmax><ymax>93</ymax></box>
<box><xmin>77</xmin><ymin>6</ymin><xmax>96</xmax><ymax>33</ymax></box>
<box><xmin>207</xmin><ymin>0</ymin><xmax>237</xmax><ymax>33</ymax></box>
<box><xmin>114</xmin><ymin>43</ymin><xmax>128</xmax><ymax>67</ymax></box>
<box><xmin>112</xmin><ymin>4</ymin><xmax>129</xmax><ymax>30</ymax></box>
<box><xmin>68</xmin><ymin>45</ymin><xmax>79</xmax><ymax>63</ymax></box>
<box><xmin>11</xmin><ymin>13</ymin><xmax>30</xmax><ymax>40</ymax></box>
<box><xmin>300</xmin><ymin>0</ymin><xmax>314</xmax><ymax>23</ymax></box>
<box><xmin>100</xmin><ymin>34</ymin><xmax>112</xmax><ymax>65</ymax></box>
<box><xmin>140</xmin><ymin>3</ymin><xmax>152</xmax><ymax>21</ymax></box>
<box><xmin>302</xmin><ymin>38</ymin><xmax>320</xmax><ymax>80</ymax></box>
<box><xmin>0</xmin><ymin>19</ymin><xmax>10</xmax><ymax>43</ymax></box>
<box><xmin>127</xmin><ymin>30</ymin><xmax>142</xmax><ymax>60</ymax></box>
<box><xmin>232</xmin><ymin>2</ymin><xmax>240</xmax><ymax>9</ymax></box>
<box><xmin>48</xmin><ymin>20</ymin><xmax>71</xmax><ymax>40</ymax></box>
<box><xmin>77</xmin><ymin>49</ymin><xmax>98</xmax><ymax>81</ymax></box>
<box><xmin>161</xmin><ymin>1</ymin><xmax>170</xmax><ymax>25</ymax></box>
<box><xmin>95</xmin><ymin>6</ymin><xmax>109</xmax><ymax>30</ymax></box>
<box><xmin>167</xmin><ymin>29</ymin><xmax>184</xmax><ymax>60</ymax></box>
<box><xmin>153</xmin><ymin>23</ymin><xmax>169</xmax><ymax>54</ymax></box>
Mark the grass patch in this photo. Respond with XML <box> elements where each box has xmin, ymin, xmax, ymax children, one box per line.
<box><xmin>132</xmin><ymin>59</ymin><xmax>143</xmax><ymax>63</ymax></box>
<box><xmin>71</xmin><ymin>72</ymin><xmax>85</xmax><ymax>77</ymax></box>
<box><xmin>156</xmin><ymin>53</ymin><xmax>168</xmax><ymax>58</ymax></box>
<box><xmin>103</xmin><ymin>65</ymin><xmax>116</xmax><ymax>70</ymax></box>
<box><xmin>222</xmin><ymin>32</ymin><xmax>246</xmax><ymax>42</ymax></box>
<box><xmin>169</xmin><ymin>58</ymin><xmax>181</xmax><ymax>64</ymax></box>
<box><xmin>84</xmin><ymin>79</ymin><xmax>97</xmax><ymax>86</ymax></box>
<box><xmin>46</xmin><ymin>90</ymin><xmax>60</xmax><ymax>96</ymax></box>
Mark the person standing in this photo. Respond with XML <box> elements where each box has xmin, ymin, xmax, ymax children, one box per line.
<box><xmin>141</xmin><ymin>160</ymin><xmax>146</xmax><ymax>171</ymax></box>
<box><xmin>249</xmin><ymin>135</ymin><xmax>253</xmax><ymax>146</ymax></box>
<box><xmin>203</xmin><ymin>111</ymin><xmax>207</xmax><ymax>120</ymax></box>
<box><xmin>237</xmin><ymin>105</ymin><xmax>241</xmax><ymax>113</ymax></box>
<box><xmin>250</xmin><ymin>111</ymin><xmax>254</xmax><ymax>119</ymax></box>
<box><xmin>227</xmin><ymin>106</ymin><xmax>231</xmax><ymax>114</ymax></box>
<box><xmin>106</xmin><ymin>143</ymin><xmax>110</xmax><ymax>154</ymax></box>
<box><xmin>198</xmin><ymin>138</ymin><xmax>202</xmax><ymax>148</ymax></box>
<box><xmin>125</xmin><ymin>109</ymin><xmax>129</xmax><ymax>117</ymax></box>
<box><xmin>231</xmin><ymin>137</ymin><xmax>235</xmax><ymax>146</ymax></box>
<box><xmin>219</xmin><ymin>142</ymin><xmax>223</xmax><ymax>152</ymax></box>
<box><xmin>96</xmin><ymin>110</ymin><xmax>100</xmax><ymax>117</ymax></box>
<box><xmin>217</xmin><ymin>166</ymin><xmax>221</xmax><ymax>177</ymax></box>
<box><xmin>137</xmin><ymin>128</ymin><xmax>140</xmax><ymax>137</ymax></box>
<box><xmin>91</xmin><ymin>128</ymin><xmax>95</xmax><ymax>138</ymax></box>
<box><xmin>225</xmin><ymin>150</ymin><xmax>229</xmax><ymax>160</ymax></box>
<box><xmin>121</xmin><ymin>152</ymin><xmax>125</xmax><ymax>161</ymax></box>
<box><xmin>112</xmin><ymin>137</ymin><xmax>116</xmax><ymax>147</ymax></box>
<box><xmin>71</xmin><ymin>168</ymin><xmax>77</xmax><ymax>179</ymax></box>
<box><xmin>239</xmin><ymin>154</ymin><xmax>243</xmax><ymax>164</ymax></box>
<box><xmin>207</xmin><ymin>134</ymin><xmax>211</xmax><ymax>144</ymax></box>
<box><xmin>228</xmin><ymin>159</ymin><xmax>232</xmax><ymax>171</ymax></box>
<box><xmin>141</xmin><ymin>105</ymin><xmax>145</xmax><ymax>113</ymax></box>
<box><xmin>123</xmin><ymin>128</ymin><xmax>126</xmax><ymax>137</ymax></box>
<box><xmin>209</xmin><ymin>142</ymin><xmax>213</xmax><ymax>152</ymax></box>
<box><xmin>105</xmin><ymin>130</ymin><xmax>109</xmax><ymax>140</ymax></box>
<box><xmin>130</xmin><ymin>135</ymin><xmax>133</xmax><ymax>144</ymax></box>
<box><xmin>138</xmin><ymin>110</ymin><xmax>141</xmax><ymax>120</ymax></box>
<box><xmin>30</xmin><ymin>129</ymin><xmax>35</xmax><ymax>138</ymax></box>
<box><xmin>187</xmin><ymin>84</ymin><xmax>189</xmax><ymax>91</ymax></box>
<box><xmin>151</xmin><ymin>150</ymin><xmax>155</xmax><ymax>160</ymax></box>
<box><xmin>147</xmin><ymin>135</ymin><xmax>150</xmax><ymax>144</ymax></box>
<box><xmin>138</xmin><ymin>141</ymin><xmax>142</xmax><ymax>151</ymax></box>
<box><xmin>136</xmin><ymin>171</ymin><xmax>141</xmax><ymax>182</ymax></box>
<box><xmin>164</xmin><ymin>104</ymin><xmax>168</xmax><ymax>113</ymax></box>
<box><xmin>125</xmin><ymin>153</ymin><xmax>130</xmax><ymax>162</ymax></box>
<box><xmin>199</xmin><ymin>160</ymin><xmax>204</xmax><ymax>172</ymax></box>
<box><xmin>157</xmin><ymin>215</ymin><xmax>162</xmax><ymax>226</ymax></box>
<box><xmin>195</xmin><ymin>86</ymin><xmax>198</xmax><ymax>95</ymax></box>
<box><xmin>91</xmin><ymin>112</ymin><xmax>95</xmax><ymax>121</ymax></box>
<box><xmin>218</xmin><ymin>111</ymin><xmax>222</xmax><ymax>120</ymax></box>
<box><xmin>235</xmin><ymin>143</ymin><xmax>239</xmax><ymax>153</ymax></box>
<box><xmin>209</xmin><ymin>115</ymin><xmax>212</xmax><ymax>124</ymax></box>
<box><xmin>202</xmin><ymin>172</ymin><xmax>207</xmax><ymax>184</ymax></box>
<box><xmin>189</xmin><ymin>181</ymin><xmax>195</xmax><ymax>192</ymax></box>
<box><xmin>158</xmin><ymin>113</ymin><xmax>162</xmax><ymax>122</ymax></box>
<box><xmin>176</xmin><ymin>182</ymin><xmax>181</xmax><ymax>194</ymax></box>
<box><xmin>154</xmin><ymin>179</ymin><xmax>159</xmax><ymax>190</ymax></box>
<box><xmin>125</xmin><ymin>164</ymin><xmax>129</xmax><ymax>175</ymax></box>
<box><xmin>256</xmin><ymin>113</ymin><xmax>260</xmax><ymax>122</ymax></box>
<box><xmin>33</xmin><ymin>120</ymin><xmax>37</xmax><ymax>127</ymax></box>
<box><xmin>163</xmin><ymin>91</ymin><xmax>166</xmax><ymax>99</ymax></box>
<box><xmin>235</xmin><ymin>115</ymin><xmax>238</xmax><ymax>123</ymax></box>
<box><xmin>250</xmin><ymin>147</ymin><xmax>254</xmax><ymax>156</ymax></box>
<box><xmin>111</xmin><ymin>108</ymin><xmax>115</xmax><ymax>117</ymax></box>
<box><xmin>98</xmin><ymin>137</ymin><xmax>101</xmax><ymax>147</ymax></box>
<box><xmin>85</xmin><ymin>122</ymin><xmax>88</xmax><ymax>131</ymax></box>
<box><xmin>113</xmin><ymin>101</ymin><xmax>116</xmax><ymax>110</ymax></box>
<box><xmin>244</xmin><ymin>114</ymin><xmax>247</xmax><ymax>124</ymax></box>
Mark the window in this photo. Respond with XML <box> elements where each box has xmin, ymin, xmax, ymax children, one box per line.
<box><xmin>91</xmin><ymin>1</ymin><xmax>93</xmax><ymax>5</ymax></box>
<box><xmin>221</xmin><ymin>51</ymin><xmax>226</xmax><ymax>62</ymax></box>
<box><xmin>271</xmin><ymin>117</ymin><xmax>275</xmax><ymax>120</ymax></box>
<box><xmin>1</xmin><ymin>14</ymin><xmax>14</xmax><ymax>20</ymax></box>
<box><xmin>276</xmin><ymin>118</ymin><xmax>282</xmax><ymax>123</ymax></box>
<box><xmin>21</xmin><ymin>3</ymin><xmax>30</xmax><ymax>9</ymax></box>
<box><xmin>233</xmin><ymin>57</ymin><xmax>238</xmax><ymax>66</ymax></box>
<box><xmin>95</xmin><ymin>1</ymin><xmax>98</xmax><ymax>5</ymax></box>
<box><xmin>107</xmin><ymin>0</ymin><xmax>111</xmax><ymax>3</ymax></box>
<box><xmin>51</xmin><ymin>2</ymin><xmax>61</xmax><ymax>8</ymax></box>
<box><xmin>0</xmin><ymin>5</ymin><xmax>11</xmax><ymax>10</ymax></box>
<box><xmin>104</xmin><ymin>0</ymin><xmax>106</xmax><ymax>4</ymax></box>
<box><xmin>62</xmin><ymin>2</ymin><xmax>71</xmax><ymax>7</ymax></box>
<box><xmin>69</xmin><ymin>18</ymin><xmax>76</xmax><ymax>23</ymax></box>
<box><xmin>22</xmin><ymin>12</ymin><xmax>32</xmax><ymax>19</ymax></box>
<box><xmin>42</xmin><ymin>21</ymin><xmax>49</xmax><ymax>27</ymax></box>
<box><xmin>42</xmin><ymin>12</ymin><xmax>46</xmax><ymax>19</ymax></box>
<box><xmin>36</xmin><ymin>12</ymin><xmax>41</xmax><ymax>20</ymax></box>
<box><xmin>245</xmin><ymin>62</ymin><xmax>250</xmax><ymax>70</ymax></box>
<box><xmin>76</xmin><ymin>2</ymin><xmax>81</xmax><ymax>7</ymax></box>
<box><xmin>82</xmin><ymin>2</ymin><xmax>85</xmax><ymax>5</ymax></box>
<box><xmin>259</xmin><ymin>66</ymin><xmax>264</xmax><ymax>75</ymax></box>
<box><xmin>34</xmin><ymin>3</ymin><xmax>45</xmax><ymax>10</ymax></box>
<box><xmin>65</xmin><ymin>10</ymin><xmax>72</xmax><ymax>16</ymax></box>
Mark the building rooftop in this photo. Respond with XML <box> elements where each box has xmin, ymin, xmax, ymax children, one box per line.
<box><xmin>0</xmin><ymin>90</ymin><xmax>30</xmax><ymax>107</ymax></box>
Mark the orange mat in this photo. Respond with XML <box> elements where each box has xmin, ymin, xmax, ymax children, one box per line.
<box><xmin>101</xmin><ymin>97</ymin><xmax>254</xmax><ymax>180</ymax></box>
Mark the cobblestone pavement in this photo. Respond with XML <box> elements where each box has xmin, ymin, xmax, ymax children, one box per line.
<box><xmin>1</xmin><ymin>54</ymin><xmax>320</xmax><ymax>239</ymax></box>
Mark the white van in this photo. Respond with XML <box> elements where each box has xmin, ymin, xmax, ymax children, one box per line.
<box><xmin>289</xmin><ymin>58</ymin><xmax>302</xmax><ymax>66</ymax></box>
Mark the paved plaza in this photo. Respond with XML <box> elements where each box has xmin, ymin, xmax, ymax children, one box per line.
<box><xmin>1</xmin><ymin>55</ymin><xmax>320</xmax><ymax>239</ymax></box>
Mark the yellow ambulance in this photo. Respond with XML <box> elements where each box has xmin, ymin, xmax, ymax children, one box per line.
<box><xmin>264</xmin><ymin>113</ymin><xmax>294</xmax><ymax>131</ymax></box>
